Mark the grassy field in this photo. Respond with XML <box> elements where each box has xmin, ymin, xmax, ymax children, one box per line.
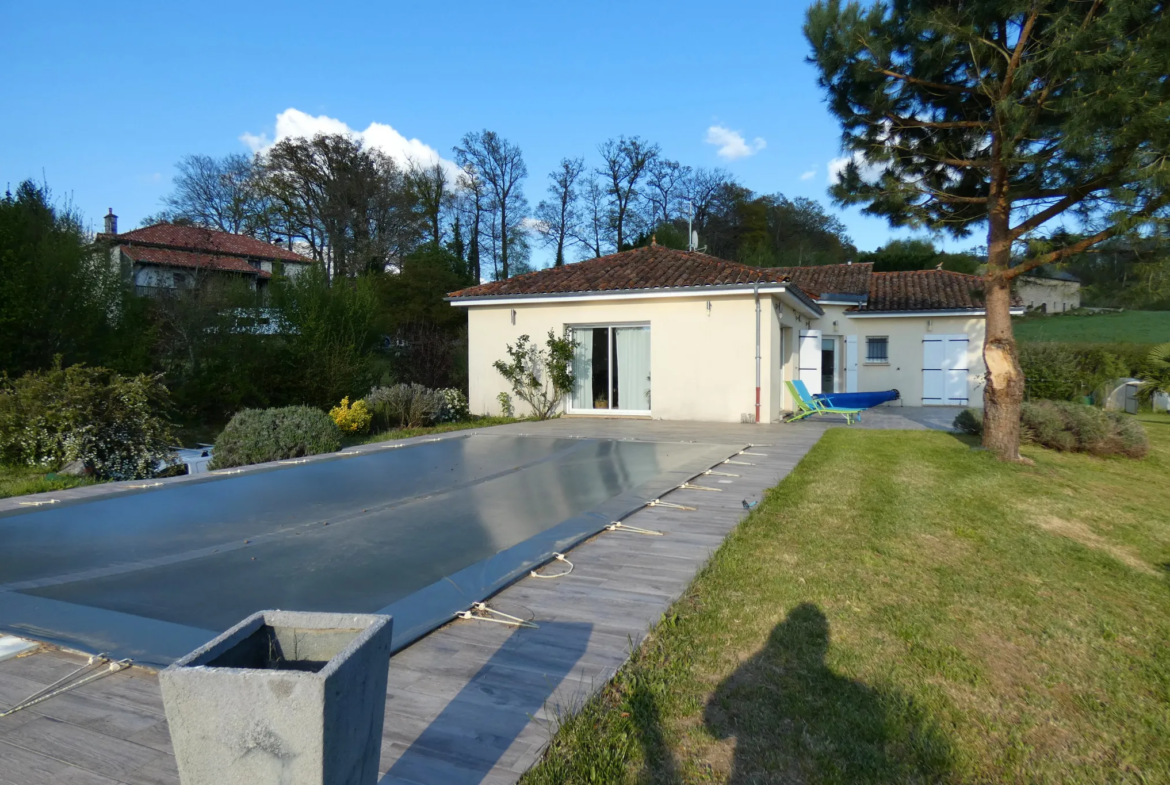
<box><xmin>0</xmin><ymin>464</ymin><xmax>92</xmax><ymax>500</ymax></box>
<box><xmin>523</xmin><ymin>414</ymin><xmax>1170</xmax><ymax>784</ymax></box>
<box><xmin>1015</xmin><ymin>309</ymin><xmax>1170</xmax><ymax>344</ymax></box>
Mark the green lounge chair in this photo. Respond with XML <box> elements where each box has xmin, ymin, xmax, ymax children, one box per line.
<box><xmin>785</xmin><ymin>380</ymin><xmax>863</xmax><ymax>424</ymax></box>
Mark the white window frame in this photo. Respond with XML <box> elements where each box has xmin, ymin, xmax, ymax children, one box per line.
<box><xmin>565</xmin><ymin>322</ymin><xmax>652</xmax><ymax>416</ymax></box>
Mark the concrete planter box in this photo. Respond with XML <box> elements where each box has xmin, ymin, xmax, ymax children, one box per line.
<box><xmin>159</xmin><ymin>610</ymin><xmax>392</xmax><ymax>785</ymax></box>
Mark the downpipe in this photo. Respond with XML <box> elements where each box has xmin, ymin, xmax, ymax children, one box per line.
<box><xmin>754</xmin><ymin>283</ymin><xmax>761</xmax><ymax>424</ymax></box>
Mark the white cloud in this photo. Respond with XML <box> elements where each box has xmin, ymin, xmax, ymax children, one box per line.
<box><xmin>828</xmin><ymin>152</ymin><xmax>884</xmax><ymax>185</ymax></box>
<box><xmin>241</xmin><ymin>108</ymin><xmax>460</xmax><ymax>181</ymax></box>
<box><xmin>800</xmin><ymin>168</ymin><xmax>816</xmax><ymax>181</ymax></box>
<box><xmin>704</xmin><ymin>125</ymin><xmax>766</xmax><ymax>160</ymax></box>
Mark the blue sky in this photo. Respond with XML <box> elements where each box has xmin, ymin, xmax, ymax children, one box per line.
<box><xmin>1</xmin><ymin>1</ymin><xmax>970</xmax><ymax>261</ymax></box>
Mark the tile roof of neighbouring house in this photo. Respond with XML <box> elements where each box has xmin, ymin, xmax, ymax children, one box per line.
<box><xmin>764</xmin><ymin>262</ymin><xmax>873</xmax><ymax>298</ymax></box>
<box><xmin>857</xmin><ymin>269</ymin><xmax>997</xmax><ymax>312</ymax></box>
<box><xmin>120</xmin><ymin>245</ymin><xmax>272</xmax><ymax>278</ymax></box>
<box><xmin>100</xmin><ymin>223</ymin><xmax>313</xmax><ymax>264</ymax></box>
<box><xmin>448</xmin><ymin>245</ymin><xmax>818</xmax><ymax>302</ymax></box>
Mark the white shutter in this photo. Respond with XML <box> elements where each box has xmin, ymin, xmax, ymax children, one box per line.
<box><xmin>799</xmin><ymin>330</ymin><xmax>822</xmax><ymax>395</ymax></box>
<box><xmin>944</xmin><ymin>335</ymin><xmax>969</xmax><ymax>405</ymax></box>
<box><xmin>845</xmin><ymin>336</ymin><xmax>858</xmax><ymax>393</ymax></box>
<box><xmin>923</xmin><ymin>334</ymin><xmax>968</xmax><ymax>405</ymax></box>
<box><xmin>922</xmin><ymin>337</ymin><xmax>945</xmax><ymax>404</ymax></box>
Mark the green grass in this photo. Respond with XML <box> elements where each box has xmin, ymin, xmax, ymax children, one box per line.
<box><xmin>1015</xmin><ymin>310</ymin><xmax>1170</xmax><ymax>344</ymax></box>
<box><xmin>0</xmin><ymin>464</ymin><xmax>93</xmax><ymax>500</ymax></box>
<box><xmin>523</xmin><ymin>413</ymin><xmax>1170</xmax><ymax>785</ymax></box>
<box><xmin>344</xmin><ymin>415</ymin><xmax>523</xmax><ymax>447</ymax></box>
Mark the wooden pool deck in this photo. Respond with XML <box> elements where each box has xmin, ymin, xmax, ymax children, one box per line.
<box><xmin>0</xmin><ymin>419</ymin><xmax>834</xmax><ymax>785</ymax></box>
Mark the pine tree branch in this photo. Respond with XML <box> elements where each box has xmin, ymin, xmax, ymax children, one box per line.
<box><xmin>883</xmin><ymin>114</ymin><xmax>989</xmax><ymax>130</ymax></box>
<box><xmin>1000</xmin><ymin>6</ymin><xmax>1041</xmax><ymax>99</ymax></box>
<box><xmin>1004</xmin><ymin>192</ymin><xmax>1170</xmax><ymax>279</ymax></box>
<box><xmin>1008</xmin><ymin>176</ymin><xmax>1113</xmax><ymax>240</ymax></box>
<box><xmin>874</xmin><ymin>68</ymin><xmax>978</xmax><ymax>95</ymax></box>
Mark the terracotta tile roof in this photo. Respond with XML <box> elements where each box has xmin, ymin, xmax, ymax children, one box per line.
<box><xmin>121</xmin><ymin>246</ymin><xmax>272</xmax><ymax>278</ymax></box>
<box><xmin>765</xmin><ymin>262</ymin><xmax>873</xmax><ymax>298</ymax></box>
<box><xmin>449</xmin><ymin>246</ymin><xmax>799</xmax><ymax>298</ymax></box>
<box><xmin>100</xmin><ymin>223</ymin><xmax>313</xmax><ymax>263</ymax></box>
<box><xmin>858</xmin><ymin>270</ymin><xmax>998</xmax><ymax>312</ymax></box>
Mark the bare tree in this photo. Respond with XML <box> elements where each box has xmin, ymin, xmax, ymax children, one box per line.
<box><xmin>682</xmin><ymin>167</ymin><xmax>735</xmax><ymax>237</ymax></box>
<box><xmin>534</xmin><ymin>157</ymin><xmax>585</xmax><ymax>267</ymax></box>
<box><xmin>597</xmin><ymin>136</ymin><xmax>659</xmax><ymax>251</ymax></box>
<box><xmin>456</xmin><ymin>164</ymin><xmax>487</xmax><ymax>283</ymax></box>
<box><xmin>161</xmin><ymin>153</ymin><xmax>272</xmax><ymax>237</ymax></box>
<box><xmin>572</xmin><ymin>177</ymin><xmax>609</xmax><ymax>259</ymax></box>
<box><xmin>453</xmin><ymin>131</ymin><xmax>528</xmax><ymax>279</ymax></box>
<box><xmin>259</xmin><ymin>134</ymin><xmax>420</xmax><ymax>279</ymax></box>
<box><xmin>645</xmin><ymin>158</ymin><xmax>691</xmax><ymax>228</ymax></box>
<box><xmin>405</xmin><ymin>161</ymin><xmax>451</xmax><ymax>247</ymax></box>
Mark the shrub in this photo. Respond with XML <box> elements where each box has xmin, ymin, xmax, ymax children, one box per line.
<box><xmin>0</xmin><ymin>362</ymin><xmax>174</xmax><ymax>480</ymax></box>
<box><xmin>210</xmin><ymin>406</ymin><xmax>341</xmax><ymax>469</ymax></box>
<box><xmin>435</xmin><ymin>388</ymin><xmax>470</xmax><ymax>423</ymax></box>
<box><xmin>952</xmin><ymin>408</ymin><xmax>983</xmax><ymax>435</ymax></box>
<box><xmin>1021</xmin><ymin>400</ymin><xmax>1148</xmax><ymax>458</ymax></box>
<box><xmin>1019</xmin><ymin>343</ymin><xmax>1144</xmax><ymax>402</ymax></box>
<box><xmin>366</xmin><ymin>383</ymin><xmax>444</xmax><ymax>429</ymax></box>
<box><xmin>329</xmin><ymin>397</ymin><xmax>372</xmax><ymax>434</ymax></box>
<box><xmin>497</xmin><ymin>392</ymin><xmax>515</xmax><ymax>418</ymax></box>
<box><xmin>951</xmin><ymin>402</ymin><xmax>1147</xmax><ymax>458</ymax></box>
<box><xmin>492</xmin><ymin>331</ymin><xmax>575</xmax><ymax>420</ymax></box>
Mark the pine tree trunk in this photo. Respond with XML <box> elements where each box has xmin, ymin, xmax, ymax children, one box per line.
<box><xmin>981</xmin><ymin>211</ymin><xmax>1024</xmax><ymax>461</ymax></box>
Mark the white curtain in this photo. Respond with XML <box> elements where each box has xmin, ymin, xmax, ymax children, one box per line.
<box><xmin>615</xmin><ymin>327</ymin><xmax>651</xmax><ymax>411</ymax></box>
<box><xmin>571</xmin><ymin>329</ymin><xmax>594</xmax><ymax>409</ymax></box>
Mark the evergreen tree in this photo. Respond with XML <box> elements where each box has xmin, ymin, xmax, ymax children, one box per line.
<box><xmin>806</xmin><ymin>0</ymin><xmax>1170</xmax><ymax>460</ymax></box>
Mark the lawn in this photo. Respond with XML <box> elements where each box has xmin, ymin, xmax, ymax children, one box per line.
<box><xmin>524</xmin><ymin>414</ymin><xmax>1170</xmax><ymax>784</ymax></box>
<box><xmin>0</xmin><ymin>464</ymin><xmax>92</xmax><ymax>500</ymax></box>
<box><xmin>1014</xmin><ymin>309</ymin><xmax>1170</xmax><ymax>344</ymax></box>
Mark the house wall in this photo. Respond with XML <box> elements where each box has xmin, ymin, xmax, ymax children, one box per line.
<box><xmin>1016</xmin><ymin>278</ymin><xmax>1081</xmax><ymax>313</ymax></box>
<box><xmin>462</xmin><ymin>295</ymin><xmax>990</xmax><ymax>422</ymax></box>
<box><xmin>818</xmin><ymin>304</ymin><xmax>990</xmax><ymax>407</ymax></box>
<box><xmin>464</xmin><ymin>294</ymin><xmax>804</xmax><ymax>423</ymax></box>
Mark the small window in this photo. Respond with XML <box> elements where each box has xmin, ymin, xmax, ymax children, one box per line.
<box><xmin>866</xmin><ymin>336</ymin><xmax>889</xmax><ymax>363</ymax></box>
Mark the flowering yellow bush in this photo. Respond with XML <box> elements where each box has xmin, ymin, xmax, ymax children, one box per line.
<box><xmin>329</xmin><ymin>397</ymin><xmax>372</xmax><ymax>434</ymax></box>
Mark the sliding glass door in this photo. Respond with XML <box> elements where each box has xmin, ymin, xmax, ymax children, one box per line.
<box><xmin>569</xmin><ymin>325</ymin><xmax>650</xmax><ymax>414</ymax></box>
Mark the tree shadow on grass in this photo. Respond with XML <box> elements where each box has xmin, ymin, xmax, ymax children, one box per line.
<box><xmin>704</xmin><ymin>604</ymin><xmax>955</xmax><ymax>784</ymax></box>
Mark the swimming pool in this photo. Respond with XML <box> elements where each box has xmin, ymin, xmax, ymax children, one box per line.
<box><xmin>0</xmin><ymin>434</ymin><xmax>739</xmax><ymax>665</ymax></box>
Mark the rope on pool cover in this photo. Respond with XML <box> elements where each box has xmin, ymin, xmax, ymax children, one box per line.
<box><xmin>704</xmin><ymin>470</ymin><xmax>739</xmax><ymax>477</ymax></box>
<box><xmin>0</xmin><ymin>654</ymin><xmax>132</xmax><ymax>718</ymax></box>
<box><xmin>530</xmin><ymin>553</ymin><xmax>574</xmax><ymax>579</ymax></box>
<box><xmin>723</xmin><ymin>459</ymin><xmax>754</xmax><ymax>466</ymax></box>
<box><xmin>605</xmin><ymin>521</ymin><xmax>664</xmax><ymax>536</ymax></box>
<box><xmin>740</xmin><ymin>451</ymin><xmax>769</xmax><ymax>457</ymax></box>
<box><xmin>648</xmin><ymin>499</ymin><xmax>696</xmax><ymax>511</ymax></box>
<box><xmin>456</xmin><ymin>602</ymin><xmax>539</xmax><ymax>628</ymax></box>
<box><xmin>680</xmin><ymin>483</ymin><xmax>722</xmax><ymax>492</ymax></box>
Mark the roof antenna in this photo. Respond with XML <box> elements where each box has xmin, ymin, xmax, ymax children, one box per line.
<box><xmin>684</xmin><ymin>201</ymin><xmax>697</xmax><ymax>252</ymax></box>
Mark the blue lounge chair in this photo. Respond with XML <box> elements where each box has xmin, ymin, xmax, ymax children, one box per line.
<box><xmin>785</xmin><ymin>380</ymin><xmax>863</xmax><ymax>424</ymax></box>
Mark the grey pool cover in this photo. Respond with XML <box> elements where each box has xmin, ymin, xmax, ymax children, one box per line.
<box><xmin>0</xmin><ymin>434</ymin><xmax>739</xmax><ymax>666</ymax></box>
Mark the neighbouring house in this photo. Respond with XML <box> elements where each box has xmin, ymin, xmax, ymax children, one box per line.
<box><xmin>97</xmin><ymin>210</ymin><xmax>315</xmax><ymax>296</ymax></box>
<box><xmin>449</xmin><ymin>245</ymin><xmax>1023</xmax><ymax>422</ymax></box>
<box><xmin>1012</xmin><ymin>267</ymin><xmax>1082</xmax><ymax>313</ymax></box>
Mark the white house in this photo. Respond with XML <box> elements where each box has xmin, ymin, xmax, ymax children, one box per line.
<box><xmin>449</xmin><ymin>245</ymin><xmax>1022</xmax><ymax>422</ymax></box>
<box><xmin>1015</xmin><ymin>271</ymin><xmax>1081</xmax><ymax>313</ymax></box>
<box><xmin>97</xmin><ymin>211</ymin><xmax>315</xmax><ymax>296</ymax></box>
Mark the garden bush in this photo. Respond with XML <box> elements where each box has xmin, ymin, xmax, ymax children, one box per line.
<box><xmin>952</xmin><ymin>401</ymin><xmax>1148</xmax><ymax>458</ymax></box>
<box><xmin>0</xmin><ymin>362</ymin><xmax>174</xmax><ymax>480</ymax></box>
<box><xmin>952</xmin><ymin>408</ymin><xmax>983</xmax><ymax>436</ymax></box>
<box><xmin>366</xmin><ymin>383</ymin><xmax>446</xmax><ymax>429</ymax></box>
<box><xmin>329</xmin><ymin>397</ymin><xmax>372</xmax><ymax>434</ymax></box>
<box><xmin>1019</xmin><ymin>342</ymin><xmax>1146</xmax><ymax>401</ymax></box>
<box><xmin>210</xmin><ymin>406</ymin><xmax>341</xmax><ymax>469</ymax></box>
<box><xmin>435</xmin><ymin>388</ymin><xmax>470</xmax><ymax>423</ymax></box>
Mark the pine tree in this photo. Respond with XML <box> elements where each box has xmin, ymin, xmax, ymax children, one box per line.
<box><xmin>806</xmin><ymin>0</ymin><xmax>1170</xmax><ymax>460</ymax></box>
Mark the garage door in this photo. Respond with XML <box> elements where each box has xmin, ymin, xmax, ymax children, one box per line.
<box><xmin>922</xmin><ymin>334</ymin><xmax>969</xmax><ymax>405</ymax></box>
